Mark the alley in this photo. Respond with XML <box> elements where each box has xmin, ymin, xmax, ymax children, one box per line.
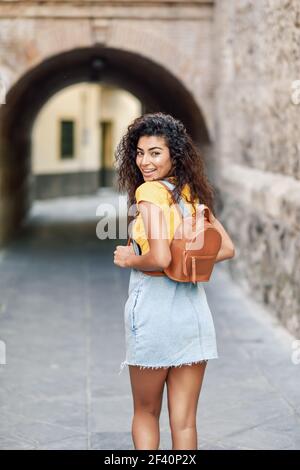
<box><xmin>0</xmin><ymin>191</ymin><xmax>299</xmax><ymax>450</ymax></box>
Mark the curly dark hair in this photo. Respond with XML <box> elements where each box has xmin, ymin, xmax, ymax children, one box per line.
<box><xmin>114</xmin><ymin>112</ymin><xmax>216</xmax><ymax>216</ymax></box>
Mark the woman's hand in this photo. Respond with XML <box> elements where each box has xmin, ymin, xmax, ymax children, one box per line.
<box><xmin>114</xmin><ymin>243</ymin><xmax>135</xmax><ymax>268</ymax></box>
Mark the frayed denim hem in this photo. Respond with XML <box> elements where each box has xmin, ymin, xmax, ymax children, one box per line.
<box><xmin>118</xmin><ymin>358</ymin><xmax>216</xmax><ymax>376</ymax></box>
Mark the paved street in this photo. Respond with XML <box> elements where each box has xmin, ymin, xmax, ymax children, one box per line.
<box><xmin>0</xmin><ymin>190</ymin><xmax>299</xmax><ymax>450</ymax></box>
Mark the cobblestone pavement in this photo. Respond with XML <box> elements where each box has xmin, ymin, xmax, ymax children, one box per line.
<box><xmin>0</xmin><ymin>191</ymin><xmax>299</xmax><ymax>450</ymax></box>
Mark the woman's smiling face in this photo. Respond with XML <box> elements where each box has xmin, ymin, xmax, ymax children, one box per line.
<box><xmin>136</xmin><ymin>135</ymin><xmax>174</xmax><ymax>181</ymax></box>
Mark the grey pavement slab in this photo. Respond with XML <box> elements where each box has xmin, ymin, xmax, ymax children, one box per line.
<box><xmin>0</xmin><ymin>192</ymin><xmax>299</xmax><ymax>450</ymax></box>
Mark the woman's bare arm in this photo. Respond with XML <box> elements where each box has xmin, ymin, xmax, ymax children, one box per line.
<box><xmin>210</xmin><ymin>215</ymin><xmax>235</xmax><ymax>263</ymax></box>
<box><xmin>126</xmin><ymin>201</ymin><xmax>172</xmax><ymax>271</ymax></box>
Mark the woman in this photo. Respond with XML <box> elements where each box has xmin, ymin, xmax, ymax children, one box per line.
<box><xmin>114</xmin><ymin>112</ymin><xmax>235</xmax><ymax>450</ymax></box>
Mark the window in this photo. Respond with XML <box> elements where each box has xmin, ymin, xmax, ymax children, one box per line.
<box><xmin>99</xmin><ymin>121</ymin><xmax>113</xmax><ymax>186</ymax></box>
<box><xmin>100</xmin><ymin>121</ymin><xmax>113</xmax><ymax>168</ymax></box>
<box><xmin>60</xmin><ymin>120</ymin><xmax>75</xmax><ymax>159</ymax></box>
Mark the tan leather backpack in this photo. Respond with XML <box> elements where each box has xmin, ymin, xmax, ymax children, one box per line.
<box><xmin>127</xmin><ymin>179</ymin><xmax>222</xmax><ymax>283</ymax></box>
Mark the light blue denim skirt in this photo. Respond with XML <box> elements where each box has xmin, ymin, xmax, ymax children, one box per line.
<box><xmin>118</xmin><ymin>268</ymin><xmax>218</xmax><ymax>375</ymax></box>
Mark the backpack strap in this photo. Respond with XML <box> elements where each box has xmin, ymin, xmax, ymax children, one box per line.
<box><xmin>156</xmin><ymin>178</ymin><xmax>191</xmax><ymax>218</ymax></box>
<box><xmin>158</xmin><ymin>179</ymin><xmax>213</xmax><ymax>223</ymax></box>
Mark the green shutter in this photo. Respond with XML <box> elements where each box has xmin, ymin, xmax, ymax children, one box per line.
<box><xmin>60</xmin><ymin>120</ymin><xmax>74</xmax><ymax>158</ymax></box>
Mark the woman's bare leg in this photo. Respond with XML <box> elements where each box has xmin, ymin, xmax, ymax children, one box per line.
<box><xmin>166</xmin><ymin>362</ymin><xmax>207</xmax><ymax>450</ymax></box>
<box><xmin>129</xmin><ymin>365</ymin><xmax>169</xmax><ymax>450</ymax></box>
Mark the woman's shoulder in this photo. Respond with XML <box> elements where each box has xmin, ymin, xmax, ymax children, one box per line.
<box><xmin>135</xmin><ymin>180</ymin><xmax>166</xmax><ymax>192</ymax></box>
<box><xmin>135</xmin><ymin>180</ymin><xmax>171</xmax><ymax>205</ymax></box>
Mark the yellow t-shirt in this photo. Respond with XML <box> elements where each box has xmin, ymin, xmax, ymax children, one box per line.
<box><xmin>131</xmin><ymin>177</ymin><xmax>199</xmax><ymax>255</ymax></box>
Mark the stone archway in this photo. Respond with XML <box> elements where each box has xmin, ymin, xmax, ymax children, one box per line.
<box><xmin>0</xmin><ymin>46</ymin><xmax>211</xmax><ymax>245</ymax></box>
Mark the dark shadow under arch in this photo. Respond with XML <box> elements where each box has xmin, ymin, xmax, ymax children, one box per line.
<box><xmin>0</xmin><ymin>46</ymin><xmax>211</xmax><ymax>244</ymax></box>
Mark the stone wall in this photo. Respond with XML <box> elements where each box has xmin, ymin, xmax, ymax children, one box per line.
<box><xmin>213</xmin><ymin>0</ymin><xmax>300</xmax><ymax>336</ymax></box>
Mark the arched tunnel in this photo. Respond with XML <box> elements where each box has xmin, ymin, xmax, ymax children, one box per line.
<box><xmin>0</xmin><ymin>46</ymin><xmax>211</xmax><ymax>246</ymax></box>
